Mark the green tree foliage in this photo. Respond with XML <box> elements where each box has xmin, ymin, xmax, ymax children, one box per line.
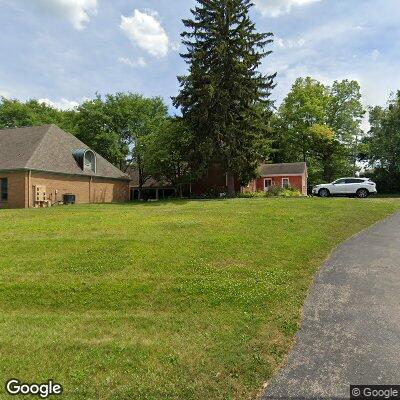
<box><xmin>327</xmin><ymin>80</ymin><xmax>365</xmax><ymax>168</ymax></box>
<box><xmin>0</xmin><ymin>95</ymin><xmax>169</xmax><ymax>198</ymax></box>
<box><xmin>273</xmin><ymin>77</ymin><xmax>330</xmax><ymax>163</ymax></box>
<box><xmin>173</xmin><ymin>0</ymin><xmax>276</xmax><ymax>195</ymax></box>
<box><xmin>366</xmin><ymin>92</ymin><xmax>400</xmax><ymax>172</ymax></box>
<box><xmin>69</xmin><ymin>93</ymin><xmax>169</xmax><ymax>198</ymax></box>
<box><xmin>0</xmin><ymin>97</ymin><xmax>67</xmax><ymax>129</ymax></box>
<box><xmin>272</xmin><ymin>77</ymin><xmax>364</xmax><ymax>184</ymax></box>
<box><xmin>68</xmin><ymin>96</ymin><xmax>125</xmax><ymax>168</ymax></box>
<box><xmin>308</xmin><ymin>124</ymin><xmax>347</xmax><ymax>183</ymax></box>
<box><xmin>363</xmin><ymin>91</ymin><xmax>400</xmax><ymax>192</ymax></box>
<box><xmin>146</xmin><ymin>118</ymin><xmax>197</xmax><ymax>197</ymax></box>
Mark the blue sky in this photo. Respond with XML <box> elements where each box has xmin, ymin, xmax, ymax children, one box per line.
<box><xmin>0</xmin><ymin>0</ymin><xmax>399</xmax><ymax>114</ymax></box>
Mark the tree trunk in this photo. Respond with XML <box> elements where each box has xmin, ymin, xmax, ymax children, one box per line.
<box><xmin>227</xmin><ymin>171</ymin><xmax>236</xmax><ymax>197</ymax></box>
<box><xmin>323</xmin><ymin>161</ymin><xmax>333</xmax><ymax>183</ymax></box>
<box><xmin>138</xmin><ymin>159</ymin><xmax>144</xmax><ymax>201</ymax></box>
<box><xmin>353</xmin><ymin>135</ymin><xmax>359</xmax><ymax>171</ymax></box>
<box><xmin>138</xmin><ymin>181</ymin><xmax>143</xmax><ymax>201</ymax></box>
<box><xmin>177</xmin><ymin>165</ymin><xmax>183</xmax><ymax>198</ymax></box>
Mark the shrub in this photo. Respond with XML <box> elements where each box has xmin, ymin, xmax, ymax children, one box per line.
<box><xmin>279</xmin><ymin>188</ymin><xmax>302</xmax><ymax>197</ymax></box>
<box><xmin>364</xmin><ymin>169</ymin><xmax>400</xmax><ymax>194</ymax></box>
<box><xmin>266</xmin><ymin>186</ymin><xmax>301</xmax><ymax>198</ymax></box>
<box><xmin>238</xmin><ymin>191</ymin><xmax>266</xmax><ymax>198</ymax></box>
<box><xmin>193</xmin><ymin>186</ymin><xmax>228</xmax><ymax>199</ymax></box>
<box><xmin>264</xmin><ymin>186</ymin><xmax>282</xmax><ymax>197</ymax></box>
<box><xmin>238</xmin><ymin>187</ymin><xmax>302</xmax><ymax>198</ymax></box>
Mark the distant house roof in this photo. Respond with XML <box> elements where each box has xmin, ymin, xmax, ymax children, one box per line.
<box><xmin>127</xmin><ymin>167</ymin><xmax>173</xmax><ymax>188</ymax></box>
<box><xmin>259</xmin><ymin>162</ymin><xmax>307</xmax><ymax>176</ymax></box>
<box><xmin>0</xmin><ymin>124</ymin><xmax>129</xmax><ymax>180</ymax></box>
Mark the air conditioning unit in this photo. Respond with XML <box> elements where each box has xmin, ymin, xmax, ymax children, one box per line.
<box><xmin>63</xmin><ymin>194</ymin><xmax>76</xmax><ymax>205</ymax></box>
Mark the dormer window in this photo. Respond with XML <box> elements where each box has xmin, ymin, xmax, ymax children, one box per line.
<box><xmin>72</xmin><ymin>149</ymin><xmax>96</xmax><ymax>173</ymax></box>
<box><xmin>84</xmin><ymin>150</ymin><xmax>96</xmax><ymax>172</ymax></box>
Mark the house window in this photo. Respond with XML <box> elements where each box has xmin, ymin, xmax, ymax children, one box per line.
<box><xmin>0</xmin><ymin>178</ymin><xmax>8</xmax><ymax>201</ymax></box>
<box><xmin>84</xmin><ymin>150</ymin><xmax>96</xmax><ymax>173</ymax></box>
<box><xmin>264</xmin><ymin>178</ymin><xmax>272</xmax><ymax>191</ymax></box>
<box><xmin>282</xmin><ymin>178</ymin><xmax>290</xmax><ymax>188</ymax></box>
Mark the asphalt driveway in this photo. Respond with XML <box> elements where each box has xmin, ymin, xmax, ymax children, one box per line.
<box><xmin>263</xmin><ymin>211</ymin><xmax>400</xmax><ymax>399</ymax></box>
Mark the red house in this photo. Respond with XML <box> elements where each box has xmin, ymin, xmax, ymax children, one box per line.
<box><xmin>246</xmin><ymin>162</ymin><xmax>308</xmax><ymax>196</ymax></box>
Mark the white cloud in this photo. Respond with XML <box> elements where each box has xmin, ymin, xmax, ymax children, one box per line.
<box><xmin>118</xmin><ymin>57</ymin><xmax>147</xmax><ymax>68</ymax></box>
<box><xmin>38</xmin><ymin>98</ymin><xmax>80</xmax><ymax>110</ymax></box>
<box><xmin>276</xmin><ymin>37</ymin><xmax>306</xmax><ymax>49</ymax></box>
<box><xmin>358</xmin><ymin>65</ymin><xmax>400</xmax><ymax>107</ymax></box>
<box><xmin>371</xmin><ymin>49</ymin><xmax>380</xmax><ymax>61</ymax></box>
<box><xmin>263</xmin><ymin>18</ymin><xmax>368</xmax><ymax>104</ymax></box>
<box><xmin>254</xmin><ymin>0</ymin><xmax>321</xmax><ymax>17</ymax></box>
<box><xmin>0</xmin><ymin>90</ymin><xmax>9</xmax><ymax>98</ymax></box>
<box><xmin>31</xmin><ymin>0</ymin><xmax>98</xmax><ymax>30</ymax></box>
<box><xmin>120</xmin><ymin>10</ymin><xmax>169</xmax><ymax>58</ymax></box>
<box><xmin>170</xmin><ymin>41</ymin><xmax>181</xmax><ymax>52</ymax></box>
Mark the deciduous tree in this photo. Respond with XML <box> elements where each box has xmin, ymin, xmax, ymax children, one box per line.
<box><xmin>0</xmin><ymin>97</ymin><xmax>67</xmax><ymax>129</ymax></box>
<box><xmin>327</xmin><ymin>80</ymin><xmax>365</xmax><ymax>169</ymax></box>
<box><xmin>363</xmin><ymin>91</ymin><xmax>400</xmax><ymax>192</ymax></box>
<box><xmin>146</xmin><ymin>118</ymin><xmax>196</xmax><ymax>197</ymax></box>
<box><xmin>271</xmin><ymin>77</ymin><xmax>364</xmax><ymax>184</ymax></box>
<box><xmin>70</xmin><ymin>93</ymin><xmax>169</xmax><ymax>199</ymax></box>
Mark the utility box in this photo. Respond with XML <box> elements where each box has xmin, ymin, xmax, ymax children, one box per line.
<box><xmin>35</xmin><ymin>186</ymin><xmax>47</xmax><ymax>202</ymax></box>
<box><xmin>34</xmin><ymin>185</ymin><xmax>50</xmax><ymax>208</ymax></box>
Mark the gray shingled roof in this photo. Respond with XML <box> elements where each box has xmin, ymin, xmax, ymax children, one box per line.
<box><xmin>127</xmin><ymin>167</ymin><xmax>173</xmax><ymax>188</ymax></box>
<box><xmin>0</xmin><ymin>124</ymin><xmax>129</xmax><ymax>180</ymax></box>
<box><xmin>259</xmin><ymin>162</ymin><xmax>307</xmax><ymax>176</ymax></box>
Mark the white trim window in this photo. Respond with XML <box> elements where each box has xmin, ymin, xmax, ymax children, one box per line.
<box><xmin>264</xmin><ymin>178</ymin><xmax>272</xmax><ymax>191</ymax></box>
<box><xmin>282</xmin><ymin>178</ymin><xmax>290</xmax><ymax>188</ymax></box>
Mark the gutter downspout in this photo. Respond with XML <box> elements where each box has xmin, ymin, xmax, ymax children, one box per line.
<box><xmin>89</xmin><ymin>177</ymin><xmax>93</xmax><ymax>204</ymax></box>
<box><xmin>28</xmin><ymin>170</ymin><xmax>32</xmax><ymax>208</ymax></box>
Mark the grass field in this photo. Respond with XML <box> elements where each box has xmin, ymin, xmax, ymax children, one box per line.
<box><xmin>0</xmin><ymin>198</ymin><xmax>399</xmax><ymax>400</ymax></box>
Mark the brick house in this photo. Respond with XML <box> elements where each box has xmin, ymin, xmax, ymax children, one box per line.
<box><xmin>127</xmin><ymin>168</ymin><xmax>176</xmax><ymax>201</ymax></box>
<box><xmin>190</xmin><ymin>163</ymin><xmax>241</xmax><ymax>197</ymax></box>
<box><xmin>245</xmin><ymin>162</ymin><xmax>308</xmax><ymax>196</ymax></box>
<box><xmin>127</xmin><ymin>163</ymin><xmax>241</xmax><ymax>200</ymax></box>
<box><xmin>0</xmin><ymin>125</ymin><xmax>130</xmax><ymax>209</ymax></box>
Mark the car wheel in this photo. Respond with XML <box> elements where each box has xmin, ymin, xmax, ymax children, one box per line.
<box><xmin>356</xmin><ymin>188</ymin><xmax>369</xmax><ymax>198</ymax></box>
<box><xmin>318</xmin><ymin>188</ymin><xmax>330</xmax><ymax>198</ymax></box>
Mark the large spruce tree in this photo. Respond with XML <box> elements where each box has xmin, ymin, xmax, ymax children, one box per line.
<box><xmin>173</xmin><ymin>0</ymin><xmax>276</xmax><ymax>196</ymax></box>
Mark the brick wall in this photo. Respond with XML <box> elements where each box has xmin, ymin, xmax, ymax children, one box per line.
<box><xmin>0</xmin><ymin>171</ymin><xmax>28</xmax><ymax>209</ymax></box>
<box><xmin>30</xmin><ymin>173</ymin><xmax>91</xmax><ymax>205</ymax></box>
<box><xmin>30</xmin><ymin>172</ymin><xmax>129</xmax><ymax>206</ymax></box>
<box><xmin>91</xmin><ymin>178</ymin><xmax>129</xmax><ymax>203</ymax></box>
<box><xmin>0</xmin><ymin>171</ymin><xmax>130</xmax><ymax>208</ymax></box>
<box><xmin>191</xmin><ymin>163</ymin><xmax>241</xmax><ymax>196</ymax></box>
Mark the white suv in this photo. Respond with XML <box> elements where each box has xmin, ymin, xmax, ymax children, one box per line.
<box><xmin>312</xmin><ymin>178</ymin><xmax>377</xmax><ymax>198</ymax></box>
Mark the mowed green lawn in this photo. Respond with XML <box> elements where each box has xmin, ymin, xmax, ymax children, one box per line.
<box><xmin>0</xmin><ymin>198</ymin><xmax>399</xmax><ymax>400</ymax></box>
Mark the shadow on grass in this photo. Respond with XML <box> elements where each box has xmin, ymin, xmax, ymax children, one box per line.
<box><xmin>123</xmin><ymin>199</ymin><xmax>191</xmax><ymax>207</ymax></box>
<box><xmin>374</xmin><ymin>194</ymin><xmax>400</xmax><ymax>198</ymax></box>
